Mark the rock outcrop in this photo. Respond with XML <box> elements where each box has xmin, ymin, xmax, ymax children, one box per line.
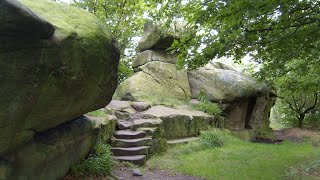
<box><xmin>188</xmin><ymin>62</ymin><xmax>275</xmax><ymax>139</ymax></box>
<box><xmin>116</xmin><ymin>22</ymin><xmax>274</xmax><ymax>141</ymax></box>
<box><xmin>116</xmin><ymin>23</ymin><xmax>191</xmax><ymax>103</ymax></box>
<box><xmin>0</xmin><ymin>0</ymin><xmax>119</xmax><ymax>179</ymax></box>
<box><xmin>105</xmin><ymin>100</ymin><xmax>216</xmax><ymax>166</ymax></box>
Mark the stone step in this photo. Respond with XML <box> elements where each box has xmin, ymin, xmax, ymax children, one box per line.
<box><xmin>111</xmin><ymin>137</ymin><xmax>152</xmax><ymax>147</ymax></box>
<box><xmin>117</xmin><ymin>121</ymin><xmax>132</xmax><ymax>130</ymax></box>
<box><xmin>136</xmin><ymin>127</ymin><xmax>157</xmax><ymax>136</ymax></box>
<box><xmin>111</xmin><ymin>146</ymin><xmax>149</xmax><ymax>156</ymax></box>
<box><xmin>114</xmin><ymin>130</ymin><xmax>146</xmax><ymax>139</ymax></box>
<box><xmin>132</xmin><ymin>118</ymin><xmax>162</xmax><ymax>130</ymax></box>
<box><xmin>114</xmin><ymin>155</ymin><xmax>146</xmax><ymax>166</ymax></box>
<box><xmin>167</xmin><ymin>137</ymin><xmax>200</xmax><ymax>145</ymax></box>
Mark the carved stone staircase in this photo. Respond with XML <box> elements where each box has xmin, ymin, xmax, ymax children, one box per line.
<box><xmin>110</xmin><ymin>118</ymin><xmax>162</xmax><ymax>166</ymax></box>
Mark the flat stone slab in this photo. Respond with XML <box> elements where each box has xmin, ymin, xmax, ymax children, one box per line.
<box><xmin>111</xmin><ymin>146</ymin><xmax>149</xmax><ymax>156</ymax></box>
<box><xmin>142</xmin><ymin>106</ymin><xmax>212</xmax><ymax>118</ymax></box>
<box><xmin>132</xmin><ymin>118</ymin><xmax>162</xmax><ymax>129</ymax></box>
<box><xmin>131</xmin><ymin>101</ymin><xmax>151</xmax><ymax>112</ymax></box>
<box><xmin>114</xmin><ymin>130</ymin><xmax>146</xmax><ymax>139</ymax></box>
<box><xmin>106</xmin><ymin>100</ymin><xmax>131</xmax><ymax>111</ymax></box>
<box><xmin>117</xmin><ymin>121</ymin><xmax>132</xmax><ymax>130</ymax></box>
<box><xmin>111</xmin><ymin>137</ymin><xmax>152</xmax><ymax>147</ymax></box>
<box><xmin>136</xmin><ymin>127</ymin><xmax>158</xmax><ymax>136</ymax></box>
<box><xmin>114</xmin><ymin>155</ymin><xmax>146</xmax><ymax>166</ymax></box>
<box><xmin>167</xmin><ymin>137</ymin><xmax>200</xmax><ymax>145</ymax></box>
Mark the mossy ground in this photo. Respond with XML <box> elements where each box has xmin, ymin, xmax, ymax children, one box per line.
<box><xmin>148</xmin><ymin>129</ymin><xmax>320</xmax><ymax>180</ymax></box>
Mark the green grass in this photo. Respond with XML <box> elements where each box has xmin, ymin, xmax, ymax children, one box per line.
<box><xmin>87</xmin><ymin>109</ymin><xmax>107</xmax><ymax>117</ymax></box>
<box><xmin>148</xmin><ymin>129</ymin><xmax>320</xmax><ymax>180</ymax></box>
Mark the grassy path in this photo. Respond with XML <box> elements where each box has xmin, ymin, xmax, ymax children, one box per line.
<box><xmin>148</xmin><ymin>130</ymin><xmax>320</xmax><ymax>180</ymax></box>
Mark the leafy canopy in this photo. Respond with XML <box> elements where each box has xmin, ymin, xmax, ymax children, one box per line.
<box><xmin>170</xmin><ymin>0</ymin><xmax>320</xmax><ymax>74</ymax></box>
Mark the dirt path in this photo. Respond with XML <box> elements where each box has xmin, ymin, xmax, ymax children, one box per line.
<box><xmin>274</xmin><ymin>128</ymin><xmax>320</xmax><ymax>142</ymax></box>
<box><xmin>112</xmin><ymin>166</ymin><xmax>204</xmax><ymax>180</ymax></box>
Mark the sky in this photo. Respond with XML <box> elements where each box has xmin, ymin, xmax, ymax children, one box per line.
<box><xmin>59</xmin><ymin>0</ymin><xmax>72</xmax><ymax>3</ymax></box>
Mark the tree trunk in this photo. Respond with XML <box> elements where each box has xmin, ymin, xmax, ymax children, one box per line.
<box><xmin>298</xmin><ymin>114</ymin><xmax>305</xmax><ymax>128</ymax></box>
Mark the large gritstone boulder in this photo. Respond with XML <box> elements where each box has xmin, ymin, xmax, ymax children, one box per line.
<box><xmin>188</xmin><ymin>62</ymin><xmax>275</xmax><ymax>139</ymax></box>
<box><xmin>137</xmin><ymin>22</ymin><xmax>182</xmax><ymax>52</ymax></box>
<box><xmin>188</xmin><ymin>62</ymin><xmax>268</xmax><ymax>102</ymax></box>
<box><xmin>0</xmin><ymin>116</ymin><xmax>116</xmax><ymax>180</ymax></box>
<box><xmin>0</xmin><ymin>0</ymin><xmax>119</xmax><ymax>162</ymax></box>
<box><xmin>117</xmin><ymin>59</ymin><xmax>191</xmax><ymax>104</ymax></box>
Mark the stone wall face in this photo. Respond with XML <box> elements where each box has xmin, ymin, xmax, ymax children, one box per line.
<box><xmin>0</xmin><ymin>0</ymin><xmax>119</xmax><ymax>179</ymax></box>
<box><xmin>0</xmin><ymin>116</ymin><xmax>116</xmax><ymax>180</ymax></box>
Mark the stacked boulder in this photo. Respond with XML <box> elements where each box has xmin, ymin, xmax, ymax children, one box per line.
<box><xmin>117</xmin><ymin>22</ymin><xmax>275</xmax><ymax>141</ymax></box>
<box><xmin>117</xmin><ymin>22</ymin><xmax>191</xmax><ymax>103</ymax></box>
<box><xmin>0</xmin><ymin>0</ymin><xmax>119</xmax><ymax>179</ymax></box>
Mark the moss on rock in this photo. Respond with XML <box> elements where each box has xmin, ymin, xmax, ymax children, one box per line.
<box><xmin>0</xmin><ymin>0</ymin><xmax>119</xmax><ymax>155</ymax></box>
<box><xmin>117</xmin><ymin>61</ymin><xmax>191</xmax><ymax>103</ymax></box>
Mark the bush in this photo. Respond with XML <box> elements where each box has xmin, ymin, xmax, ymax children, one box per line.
<box><xmin>70</xmin><ymin>143</ymin><xmax>114</xmax><ymax>177</ymax></box>
<box><xmin>191</xmin><ymin>90</ymin><xmax>222</xmax><ymax>116</ymax></box>
<box><xmin>200</xmin><ymin>130</ymin><xmax>224</xmax><ymax>148</ymax></box>
<box><xmin>193</xmin><ymin>101</ymin><xmax>222</xmax><ymax>116</ymax></box>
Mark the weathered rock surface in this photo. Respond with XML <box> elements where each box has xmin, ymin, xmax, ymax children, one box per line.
<box><xmin>142</xmin><ymin>106</ymin><xmax>216</xmax><ymax>139</ymax></box>
<box><xmin>249</xmin><ymin>94</ymin><xmax>276</xmax><ymax>138</ymax></box>
<box><xmin>186</xmin><ymin>61</ymin><xmax>276</xmax><ymax>139</ymax></box>
<box><xmin>137</xmin><ymin>22</ymin><xmax>179</xmax><ymax>52</ymax></box>
<box><xmin>0</xmin><ymin>0</ymin><xmax>119</xmax><ymax>156</ymax></box>
<box><xmin>188</xmin><ymin>62</ymin><xmax>268</xmax><ymax>102</ymax></box>
<box><xmin>131</xmin><ymin>102</ymin><xmax>151</xmax><ymax>112</ymax></box>
<box><xmin>0</xmin><ymin>0</ymin><xmax>55</xmax><ymax>41</ymax></box>
<box><xmin>117</xmin><ymin>61</ymin><xmax>191</xmax><ymax>103</ymax></box>
<box><xmin>0</xmin><ymin>116</ymin><xmax>116</xmax><ymax>180</ymax></box>
<box><xmin>132</xmin><ymin>50</ymin><xmax>178</xmax><ymax>69</ymax></box>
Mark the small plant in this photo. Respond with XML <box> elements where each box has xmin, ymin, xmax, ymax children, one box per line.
<box><xmin>87</xmin><ymin>109</ymin><xmax>107</xmax><ymax>117</ymax></box>
<box><xmin>191</xmin><ymin>90</ymin><xmax>222</xmax><ymax>116</ymax></box>
<box><xmin>70</xmin><ymin>143</ymin><xmax>114</xmax><ymax>177</ymax></box>
<box><xmin>200</xmin><ymin>130</ymin><xmax>224</xmax><ymax>148</ymax></box>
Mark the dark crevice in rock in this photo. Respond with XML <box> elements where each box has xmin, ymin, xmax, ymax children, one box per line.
<box><xmin>245</xmin><ymin>97</ymin><xmax>257</xmax><ymax>129</ymax></box>
<box><xmin>141</xmin><ymin>69</ymin><xmax>161</xmax><ymax>84</ymax></box>
<box><xmin>177</xmin><ymin>83</ymin><xmax>188</xmax><ymax>99</ymax></box>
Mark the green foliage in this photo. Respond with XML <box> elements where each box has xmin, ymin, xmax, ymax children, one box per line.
<box><xmin>87</xmin><ymin>109</ymin><xmax>107</xmax><ymax>117</ymax></box>
<box><xmin>70</xmin><ymin>143</ymin><xmax>114</xmax><ymax>177</ymax></box>
<box><xmin>200</xmin><ymin>130</ymin><xmax>224</xmax><ymax>148</ymax></box>
<box><xmin>118</xmin><ymin>58</ymin><xmax>133</xmax><ymax>84</ymax></box>
<box><xmin>168</xmin><ymin>0</ymin><xmax>320</xmax><ymax>72</ymax></box>
<box><xmin>271</xmin><ymin>58</ymin><xmax>320</xmax><ymax>128</ymax></box>
<box><xmin>192</xmin><ymin>91</ymin><xmax>222</xmax><ymax>116</ymax></box>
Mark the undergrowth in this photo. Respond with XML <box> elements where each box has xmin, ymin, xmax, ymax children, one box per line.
<box><xmin>200</xmin><ymin>130</ymin><xmax>224</xmax><ymax>148</ymax></box>
<box><xmin>191</xmin><ymin>90</ymin><xmax>222</xmax><ymax>116</ymax></box>
<box><xmin>70</xmin><ymin>143</ymin><xmax>114</xmax><ymax>177</ymax></box>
